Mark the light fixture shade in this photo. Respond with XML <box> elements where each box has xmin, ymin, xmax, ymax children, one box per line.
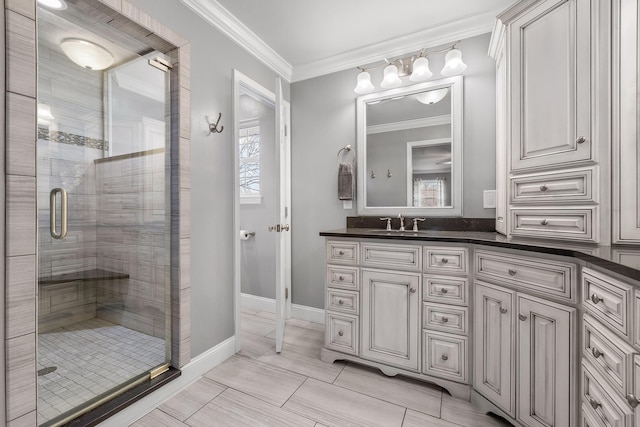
<box><xmin>415</xmin><ymin>87</ymin><xmax>449</xmax><ymax>105</ymax></box>
<box><xmin>354</xmin><ymin>71</ymin><xmax>375</xmax><ymax>95</ymax></box>
<box><xmin>60</xmin><ymin>39</ymin><xmax>114</xmax><ymax>71</ymax></box>
<box><xmin>37</xmin><ymin>103</ymin><xmax>55</xmax><ymax>125</ymax></box>
<box><xmin>38</xmin><ymin>0</ymin><xmax>67</xmax><ymax>9</ymax></box>
<box><xmin>441</xmin><ymin>49</ymin><xmax>467</xmax><ymax>76</ymax></box>
<box><xmin>380</xmin><ymin>64</ymin><xmax>402</xmax><ymax>88</ymax></box>
<box><xmin>410</xmin><ymin>56</ymin><xmax>433</xmax><ymax>82</ymax></box>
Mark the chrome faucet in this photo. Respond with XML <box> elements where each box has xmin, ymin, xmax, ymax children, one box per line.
<box><xmin>413</xmin><ymin>218</ymin><xmax>426</xmax><ymax>231</ymax></box>
<box><xmin>398</xmin><ymin>214</ymin><xmax>405</xmax><ymax>231</ymax></box>
<box><xmin>380</xmin><ymin>217</ymin><xmax>392</xmax><ymax>231</ymax></box>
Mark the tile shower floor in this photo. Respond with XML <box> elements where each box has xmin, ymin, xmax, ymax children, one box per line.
<box><xmin>38</xmin><ymin>318</ymin><xmax>166</xmax><ymax>423</ymax></box>
<box><xmin>132</xmin><ymin>307</ymin><xmax>512</xmax><ymax>427</ymax></box>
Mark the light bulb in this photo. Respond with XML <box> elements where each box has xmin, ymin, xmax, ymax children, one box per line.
<box><xmin>410</xmin><ymin>56</ymin><xmax>433</xmax><ymax>82</ymax></box>
<box><xmin>354</xmin><ymin>71</ymin><xmax>375</xmax><ymax>95</ymax></box>
<box><xmin>60</xmin><ymin>39</ymin><xmax>114</xmax><ymax>71</ymax></box>
<box><xmin>380</xmin><ymin>64</ymin><xmax>402</xmax><ymax>89</ymax></box>
<box><xmin>38</xmin><ymin>0</ymin><xmax>67</xmax><ymax>10</ymax></box>
<box><xmin>415</xmin><ymin>88</ymin><xmax>449</xmax><ymax>105</ymax></box>
<box><xmin>441</xmin><ymin>49</ymin><xmax>467</xmax><ymax>76</ymax></box>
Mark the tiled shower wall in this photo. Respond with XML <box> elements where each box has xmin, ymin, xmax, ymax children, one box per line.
<box><xmin>95</xmin><ymin>149</ymin><xmax>168</xmax><ymax>339</ymax></box>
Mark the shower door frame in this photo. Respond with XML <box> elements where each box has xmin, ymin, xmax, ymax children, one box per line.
<box><xmin>2</xmin><ymin>0</ymin><xmax>192</xmax><ymax>424</ymax></box>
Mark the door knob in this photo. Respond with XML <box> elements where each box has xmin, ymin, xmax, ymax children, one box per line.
<box><xmin>268</xmin><ymin>224</ymin><xmax>290</xmax><ymax>232</ymax></box>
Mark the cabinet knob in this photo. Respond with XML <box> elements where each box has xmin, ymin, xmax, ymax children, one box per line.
<box><xmin>440</xmin><ymin>258</ymin><xmax>449</xmax><ymax>264</ymax></box>
<box><xmin>338</xmin><ymin>330</ymin><xmax>344</xmax><ymax>337</ymax></box>
<box><xmin>587</xmin><ymin>395</ymin><xmax>601</xmax><ymax>410</ymax></box>
<box><xmin>539</xmin><ymin>184</ymin><xmax>548</xmax><ymax>192</ymax></box>
<box><xmin>518</xmin><ymin>314</ymin><xmax>527</xmax><ymax>321</ymax></box>
<box><xmin>591</xmin><ymin>294</ymin><xmax>603</xmax><ymax>304</ymax></box>
<box><xmin>409</xmin><ymin>288</ymin><xmax>417</xmax><ymax>294</ymax></box>
<box><xmin>338</xmin><ymin>276</ymin><xmax>345</xmax><ymax>281</ymax></box>
<box><xmin>441</xmin><ymin>354</ymin><xmax>449</xmax><ymax>361</ymax></box>
<box><xmin>508</xmin><ymin>269</ymin><xmax>517</xmax><ymax>276</ymax></box>
<box><xmin>626</xmin><ymin>394</ymin><xmax>639</xmax><ymax>408</ymax></box>
<box><xmin>591</xmin><ymin>347</ymin><xmax>603</xmax><ymax>359</ymax></box>
<box><xmin>500</xmin><ymin>307</ymin><xmax>508</xmax><ymax>314</ymax></box>
<box><xmin>540</xmin><ymin>219</ymin><xmax>549</xmax><ymax>226</ymax></box>
<box><xmin>440</xmin><ymin>288</ymin><xmax>448</xmax><ymax>294</ymax></box>
<box><xmin>576</xmin><ymin>136</ymin><xmax>587</xmax><ymax>145</ymax></box>
<box><xmin>338</xmin><ymin>250</ymin><xmax>345</xmax><ymax>255</ymax></box>
<box><xmin>441</xmin><ymin>316</ymin><xmax>449</xmax><ymax>323</ymax></box>
<box><xmin>338</xmin><ymin>299</ymin><xmax>344</xmax><ymax>305</ymax></box>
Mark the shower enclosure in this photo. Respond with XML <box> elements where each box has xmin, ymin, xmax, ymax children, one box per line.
<box><xmin>36</xmin><ymin>3</ymin><xmax>172</xmax><ymax>425</ymax></box>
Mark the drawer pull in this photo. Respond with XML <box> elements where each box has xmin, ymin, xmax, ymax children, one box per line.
<box><xmin>441</xmin><ymin>354</ymin><xmax>449</xmax><ymax>361</ymax></box>
<box><xmin>338</xmin><ymin>299</ymin><xmax>345</xmax><ymax>305</ymax></box>
<box><xmin>540</xmin><ymin>219</ymin><xmax>549</xmax><ymax>226</ymax></box>
<box><xmin>338</xmin><ymin>276</ymin><xmax>345</xmax><ymax>281</ymax></box>
<box><xmin>441</xmin><ymin>316</ymin><xmax>449</xmax><ymax>323</ymax></box>
<box><xmin>590</xmin><ymin>294</ymin><xmax>603</xmax><ymax>304</ymax></box>
<box><xmin>508</xmin><ymin>269</ymin><xmax>517</xmax><ymax>276</ymax></box>
<box><xmin>587</xmin><ymin>396</ymin><xmax>601</xmax><ymax>410</ymax></box>
<box><xmin>539</xmin><ymin>184</ymin><xmax>548</xmax><ymax>192</ymax></box>
<box><xmin>440</xmin><ymin>258</ymin><xmax>449</xmax><ymax>264</ymax></box>
<box><xmin>338</xmin><ymin>330</ymin><xmax>344</xmax><ymax>337</ymax></box>
<box><xmin>409</xmin><ymin>288</ymin><xmax>417</xmax><ymax>294</ymax></box>
<box><xmin>500</xmin><ymin>307</ymin><xmax>508</xmax><ymax>314</ymax></box>
<box><xmin>518</xmin><ymin>314</ymin><xmax>527</xmax><ymax>321</ymax></box>
<box><xmin>440</xmin><ymin>288</ymin><xmax>448</xmax><ymax>294</ymax></box>
<box><xmin>591</xmin><ymin>347</ymin><xmax>603</xmax><ymax>359</ymax></box>
<box><xmin>338</xmin><ymin>250</ymin><xmax>345</xmax><ymax>255</ymax></box>
<box><xmin>576</xmin><ymin>136</ymin><xmax>587</xmax><ymax>145</ymax></box>
<box><xmin>626</xmin><ymin>394</ymin><xmax>639</xmax><ymax>408</ymax></box>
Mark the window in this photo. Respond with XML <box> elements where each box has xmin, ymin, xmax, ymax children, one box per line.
<box><xmin>239</xmin><ymin>121</ymin><xmax>261</xmax><ymax>204</ymax></box>
<box><xmin>414</xmin><ymin>178</ymin><xmax>445</xmax><ymax>207</ymax></box>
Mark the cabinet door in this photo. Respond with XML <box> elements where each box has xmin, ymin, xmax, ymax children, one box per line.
<box><xmin>474</xmin><ymin>282</ymin><xmax>516</xmax><ymax>417</ymax></box>
<box><xmin>517</xmin><ymin>294</ymin><xmax>575</xmax><ymax>427</ymax></box>
<box><xmin>361</xmin><ymin>269</ymin><xmax>420</xmax><ymax>371</ymax></box>
<box><xmin>635</xmin><ymin>355</ymin><xmax>640</xmax><ymax>427</ymax></box>
<box><xmin>510</xmin><ymin>0</ymin><xmax>592</xmax><ymax>171</ymax></box>
<box><xmin>613</xmin><ymin>0</ymin><xmax>640</xmax><ymax>242</ymax></box>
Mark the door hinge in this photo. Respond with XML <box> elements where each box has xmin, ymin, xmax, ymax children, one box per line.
<box><xmin>149</xmin><ymin>56</ymin><xmax>173</xmax><ymax>72</ymax></box>
<box><xmin>285</xmin><ymin>288</ymin><xmax>289</xmax><ymax>300</ymax></box>
<box><xmin>284</xmin><ymin>125</ymin><xmax>288</xmax><ymax>137</ymax></box>
<box><xmin>285</xmin><ymin>206</ymin><xmax>288</xmax><ymax>218</ymax></box>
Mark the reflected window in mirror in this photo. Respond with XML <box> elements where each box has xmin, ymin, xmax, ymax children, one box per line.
<box><xmin>239</xmin><ymin>120</ymin><xmax>261</xmax><ymax>203</ymax></box>
<box><xmin>356</xmin><ymin>76</ymin><xmax>463</xmax><ymax>216</ymax></box>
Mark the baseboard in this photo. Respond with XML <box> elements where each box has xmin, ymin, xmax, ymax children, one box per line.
<box><xmin>97</xmin><ymin>336</ymin><xmax>236</xmax><ymax>426</ymax></box>
<box><xmin>241</xmin><ymin>293</ymin><xmax>325</xmax><ymax>324</ymax></box>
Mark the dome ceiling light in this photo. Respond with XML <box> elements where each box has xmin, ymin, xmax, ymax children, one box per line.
<box><xmin>60</xmin><ymin>39</ymin><xmax>114</xmax><ymax>71</ymax></box>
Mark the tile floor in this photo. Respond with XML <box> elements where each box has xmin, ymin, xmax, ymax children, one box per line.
<box><xmin>38</xmin><ymin>318</ymin><xmax>166</xmax><ymax>424</ymax></box>
<box><xmin>132</xmin><ymin>307</ymin><xmax>513</xmax><ymax>427</ymax></box>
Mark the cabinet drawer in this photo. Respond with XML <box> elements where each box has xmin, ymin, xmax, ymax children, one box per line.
<box><xmin>326</xmin><ymin>289</ymin><xmax>359</xmax><ymax>315</ymax></box>
<box><xmin>581</xmin><ymin>404</ymin><xmax>606</xmax><ymax>427</ymax></box>
<box><xmin>424</xmin><ymin>247</ymin><xmax>468</xmax><ymax>275</ymax></box>
<box><xmin>422</xmin><ymin>330</ymin><xmax>468</xmax><ymax>383</ymax></box>
<box><xmin>422</xmin><ymin>303</ymin><xmax>468</xmax><ymax>335</ymax></box>
<box><xmin>583</xmin><ymin>315</ymin><xmax>635</xmax><ymax>397</ymax></box>
<box><xmin>475</xmin><ymin>250</ymin><xmax>576</xmax><ymax>302</ymax></box>
<box><xmin>582</xmin><ymin>268</ymin><xmax>633</xmax><ymax>341</ymax></box>
<box><xmin>581</xmin><ymin>361</ymin><xmax>634</xmax><ymax>427</ymax></box>
<box><xmin>423</xmin><ymin>275</ymin><xmax>468</xmax><ymax>306</ymax></box>
<box><xmin>326</xmin><ymin>265</ymin><xmax>359</xmax><ymax>291</ymax></box>
<box><xmin>510</xmin><ymin>208</ymin><xmax>595</xmax><ymax>242</ymax></box>
<box><xmin>326</xmin><ymin>241</ymin><xmax>359</xmax><ymax>265</ymax></box>
<box><xmin>325</xmin><ymin>312</ymin><xmax>358</xmax><ymax>355</ymax></box>
<box><xmin>510</xmin><ymin>168</ymin><xmax>595</xmax><ymax>204</ymax></box>
<box><xmin>361</xmin><ymin>243</ymin><xmax>421</xmax><ymax>271</ymax></box>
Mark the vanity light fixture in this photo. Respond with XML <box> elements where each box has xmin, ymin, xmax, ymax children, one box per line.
<box><xmin>60</xmin><ymin>39</ymin><xmax>114</xmax><ymax>71</ymax></box>
<box><xmin>353</xmin><ymin>42</ymin><xmax>466</xmax><ymax>94</ymax></box>
<box><xmin>38</xmin><ymin>0</ymin><xmax>68</xmax><ymax>10</ymax></box>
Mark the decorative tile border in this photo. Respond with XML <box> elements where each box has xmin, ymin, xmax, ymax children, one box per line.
<box><xmin>37</xmin><ymin>127</ymin><xmax>108</xmax><ymax>151</ymax></box>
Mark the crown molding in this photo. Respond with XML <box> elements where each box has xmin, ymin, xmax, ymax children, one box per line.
<box><xmin>179</xmin><ymin>0</ymin><xmax>293</xmax><ymax>81</ymax></box>
<box><xmin>368</xmin><ymin>115</ymin><xmax>451</xmax><ymax>135</ymax></box>
<box><xmin>292</xmin><ymin>9</ymin><xmax>504</xmax><ymax>82</ymax></box>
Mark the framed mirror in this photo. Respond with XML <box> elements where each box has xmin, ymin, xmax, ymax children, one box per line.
<box><xmin>356</xmin><ymin>76</ymin><xmax>463</xmax><ymax>216</ymax></box>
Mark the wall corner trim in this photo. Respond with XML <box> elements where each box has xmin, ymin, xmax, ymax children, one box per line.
<box><xmin>241</xmin><ymin>293</ymin><xmax>325</xmax><ymax>324</ymax></box>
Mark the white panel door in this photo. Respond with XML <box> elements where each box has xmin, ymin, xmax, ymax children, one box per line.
<box><xmin>361</xmin><ymin>269</ymin><xmax>420</xmax><ymax>370</ymax></box>
<box><xmin>510</xmin><ymin>0</ymin><xmax>592</xmax><ymax>171</ymax></box>
<box><xmin>517</xmin><ymin>294</ymin><xmax>574</xmax><ymax>427</ymax></box>
<box><xmin>634</xmin><ymin>355</ymin><xmax>640</xmax><ymax>427</ymax></box>
<box><xmin>474</xmin><ymin>282</ymin><xmax>516</xmax><ymax>417</ymax></box>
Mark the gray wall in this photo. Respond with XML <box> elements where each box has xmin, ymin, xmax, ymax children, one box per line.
<box><xmin>291</xmin><ymin>33</ymin><xmax>496</xmax><ymax>309</ymax></box>
<box><xmin>129</xmin><ymin>0</ymin><xmax>289</xmax><ymax>357</ymax></box>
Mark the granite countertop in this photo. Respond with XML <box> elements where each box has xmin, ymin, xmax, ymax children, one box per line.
<box><xmin>38</xmin><ymin>269</ymin><xmax>130</xmax><ymax>286</ymax></box>
<box><xmin>320</xmin><ymin>228</ymin><xmax>640</xmax><ymax>282</ymax></box>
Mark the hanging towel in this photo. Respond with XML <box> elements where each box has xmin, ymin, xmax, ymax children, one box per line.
<box><xmin>338</xmin><ymin>163</ymin><xmax>354</xmax><ymax>200</ymax></box>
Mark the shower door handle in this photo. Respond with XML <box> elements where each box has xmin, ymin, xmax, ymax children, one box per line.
<box><xmin>50</xmin><ymin>188</ymin><xmax>68</xmax><ymax>240</ymax></box>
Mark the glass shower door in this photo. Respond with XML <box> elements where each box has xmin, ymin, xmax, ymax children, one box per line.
<box><xmin>37</xmin><ymin>4</ymin><xmax>171</xmax><ymax>425</ymax></box>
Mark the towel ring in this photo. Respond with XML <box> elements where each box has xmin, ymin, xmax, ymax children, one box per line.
<box><xmin>337</xmin><ymin>144</ymin><xmax>355</xmax><ymax>164</ymax></box>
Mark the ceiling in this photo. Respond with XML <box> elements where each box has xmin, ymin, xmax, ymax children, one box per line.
<box><xmin>190</xmin><ymin>0</ymin><xmax>519</xmax><ymax>81</ymax></box>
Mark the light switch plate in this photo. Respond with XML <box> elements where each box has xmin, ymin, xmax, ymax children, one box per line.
<box><xmin>483</xmin><ymin>190</ymin><xmax>496</xmax><ymax>208</ymax></box>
